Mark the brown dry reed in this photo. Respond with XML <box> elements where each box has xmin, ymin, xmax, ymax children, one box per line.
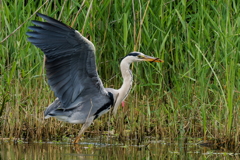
<box><xmin>0</xmin><ymin>0</ymin><xmax>239</xmax><ymax>148</ymax></box>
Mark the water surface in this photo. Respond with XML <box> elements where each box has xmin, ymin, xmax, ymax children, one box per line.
<box><xmin>0</xmin><ymin>137</ymin><xmax>239</xmax><ymax>159</ymax></box>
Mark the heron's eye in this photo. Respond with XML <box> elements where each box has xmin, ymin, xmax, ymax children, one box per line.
<box><xmin>138</xmin><ymin>55</ymin><xmax>144</xmax><ymax>59</ymax></box>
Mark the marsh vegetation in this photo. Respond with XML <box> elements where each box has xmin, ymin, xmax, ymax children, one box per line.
<box><xmin>0</xmin><ymin>0</ymin><xmax>239</xmax><ymax>149</ymax></box>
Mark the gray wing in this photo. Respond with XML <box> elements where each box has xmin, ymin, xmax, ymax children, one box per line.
<box><xmin>27</xmin><ymin>13</ymin><xmax>111</xmax><ymax>115</ymax></box>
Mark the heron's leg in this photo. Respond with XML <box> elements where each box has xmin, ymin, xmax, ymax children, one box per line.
<box><xmin>73</xmin><ymin>117</ymin><xmax>93</xmax><ymax>144</ymax></box>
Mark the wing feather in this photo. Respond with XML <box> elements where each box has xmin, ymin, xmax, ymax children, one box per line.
<box><xmin>27</xmin><ymin>13</ymin><xmax>110</xmax><ymax>114</ymax></box>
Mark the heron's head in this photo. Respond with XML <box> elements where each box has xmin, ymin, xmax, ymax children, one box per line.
<box><xmin>122</xmin><ymin>52</ymin><xmax>164</xmax><ymax>64</ymax></box>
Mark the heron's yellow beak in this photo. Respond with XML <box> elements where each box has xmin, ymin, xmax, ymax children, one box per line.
<box><xmin>143</xmin><ymin>55</ymin><xmax>164</xmax><ymax>63</ymax></box>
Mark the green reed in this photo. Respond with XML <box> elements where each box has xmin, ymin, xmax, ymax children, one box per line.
<box><xmin>0</xmin><ymin>0</ymin><xmax>239</xmax><ymax>146</ymax></box>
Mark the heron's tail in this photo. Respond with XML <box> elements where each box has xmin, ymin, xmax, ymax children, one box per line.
<box><xmin>44</xmin><ymin>98</ymin><xmax>62</xmax><ymax>119</ymax></box>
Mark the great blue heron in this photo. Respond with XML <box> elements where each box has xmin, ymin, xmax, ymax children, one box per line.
<box><xmin>27</xmin><ymin>13</ymin><xmax>163</xmax><ymax>143</ymax></box>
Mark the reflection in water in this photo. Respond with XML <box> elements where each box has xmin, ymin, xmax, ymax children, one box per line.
<box><xmin>0</xmin><ymin>137</ymin><xmax>239</xmax><ymax>160</ymax></box>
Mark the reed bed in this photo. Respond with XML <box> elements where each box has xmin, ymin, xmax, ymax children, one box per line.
<box><xmin>0</xmin><ymin>0</ymin><xmax>239</xmax><ymax>148</ymax></box>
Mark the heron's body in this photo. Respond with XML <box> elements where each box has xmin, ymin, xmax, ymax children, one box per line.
<box><xmin>27</xmin><ymin>13</ymin><xmax>163</xmax><ymax>143</ymax></box>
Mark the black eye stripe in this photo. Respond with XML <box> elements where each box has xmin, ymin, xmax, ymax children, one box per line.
<box><xmin>121</xmin><ymin>52</ymin><xmax>143</xmax><ymax>61</ymax></box>
<box><xmin>127</xmin><ymin>52</ymin><xmax>140</xmax><ymax>57</ymax></box>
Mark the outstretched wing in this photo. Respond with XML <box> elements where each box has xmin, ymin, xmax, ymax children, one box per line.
<box><xmin>27</xmin><ymin>13</ymin><xmax>110</xmax><ymax>111</ymax></box>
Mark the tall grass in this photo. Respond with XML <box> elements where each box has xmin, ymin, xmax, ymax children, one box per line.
<box><xmin>0</xmin><ymin>0</ymin><xmax>239</xmax><ymax>147</ymax></box>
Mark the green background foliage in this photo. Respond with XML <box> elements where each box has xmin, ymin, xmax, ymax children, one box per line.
<box><xmin>0</xmin><ymin>0</ymin><xmax>239</xmax><ymax>144</ymax></box>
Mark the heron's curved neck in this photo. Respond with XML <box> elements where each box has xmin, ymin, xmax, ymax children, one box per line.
<box><xmin>119</xmin><ymin>61</ymin><xmax>133</xmax><ymax>98</ymax></box>
<box><xmin>112</xmin><ymin>58</ymin><xmax>133</xmax><ymax>116</ymax></box>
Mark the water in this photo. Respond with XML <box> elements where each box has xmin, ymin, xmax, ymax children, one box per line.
<box><xmin>0</xmin><ymin>137</ymin><xmax>239</xmax><ymax>160</ymax></box>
